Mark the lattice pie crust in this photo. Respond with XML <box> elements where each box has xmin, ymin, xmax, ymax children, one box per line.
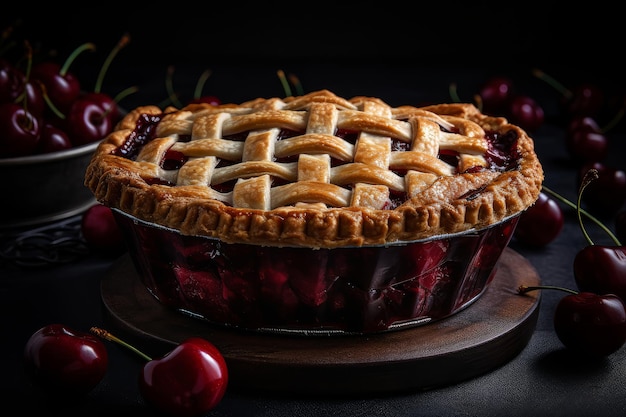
<box><xmin>85</xmin><ymin>90</ymin><xmax>543</xmax><ymax>248</ymax></box>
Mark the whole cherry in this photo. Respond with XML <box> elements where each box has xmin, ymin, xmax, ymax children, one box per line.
<box><xmin>519</xmin><ymin>286</ymin><xmax>626</xmax><ymax>357</ymax></box>
<box><xmin>0</xmin><ymin>58</ymin><xmax>24</xmax><ymax>103</ymax></box>
<box><xmin>508</xmin><ymin>94</ymin><xmax>544</xmax><ymax>132</ymax></box>
<box><xmin>24</xmin><ymin>324</ymin><xmax>108</xmax><ymax>395</ymax></box>
<box><xmin>565</xmin><ymin>129</ymin><xmax>608</xmax><ymax>164</ymax></box>
<box><xmin>477</xmin><ymin>76</ymin><xmax>514</xmax><ymax>115</ymax></box>
<box><xmin>555</xmin><ymin>291</ymin><xmax>626</xmax><ymax>357</ymax></box>
<box><xmin>513</xmin><ymin>191</ymin><xmax>564</xmax><ymax>246</ymax></box>
<box><xmin>565</xmin><ymin>169</ymin><xmax>626</xmax><ymax>303</ymax></box>
<box><xmin>65</xmin><ymin>97</ymin><xmax>114</xmax><ymax>146</ymax></box>
<box><xmin>92</xmin><ymin>328</ymin><xmax>228</xmax><ymax>417</ymax></box>
<box><xmin>578</xmin><ymin>163</ymin><xmax>626</xmax><ymax>217</ymax></box>
<box><xmin>36</xmin><ymin>122</ymin><xmax>72</xmax><ymax>154</ymax></box>
<box><xmin>0</xmin><ymin>102</ymin><xmax>40</xmax><ymax>157</ymax></box>
<box><xmin>81</xmin><ymin>203</ymin><xmax>125</xmax><ymax>255</ymax></box>
<box><xmin>30</xmin><ymin>43</ymin><xmax>94</xmax><ymax>115</ymax></box>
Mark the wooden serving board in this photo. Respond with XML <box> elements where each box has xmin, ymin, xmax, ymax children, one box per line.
<box><xmin>100</xmin><ymin>247</ymin><xmax>541</xmax><ymax>395</ymax></box>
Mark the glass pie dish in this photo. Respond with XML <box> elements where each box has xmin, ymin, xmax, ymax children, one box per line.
<box><xmin>114</xmin><ymin>209</ymin><xmax>520</xmax><ymax>334</ymax></box>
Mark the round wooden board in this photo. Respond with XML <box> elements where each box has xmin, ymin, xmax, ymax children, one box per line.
<box><xmin>101</xmin><ymin>247</ymin><xmax>541</xmax><ymax>395</ymax></box>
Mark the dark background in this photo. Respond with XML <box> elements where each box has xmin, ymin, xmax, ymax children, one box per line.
<box><xmin>2</xmin><ymin>1</ymin><xmax>624</xmax><ymax>110</ymax></box>
<box><xmin>4</xmin><ymin>2</ymin><xmax>626</xmax><ymax>416</ymax></box>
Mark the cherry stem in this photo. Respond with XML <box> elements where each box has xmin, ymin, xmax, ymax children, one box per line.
<box><xmin>576</xmin><ymin>169</ymin><xmax>597</xmax><ymax>246</ymax></box>
<box><xmin>165</xmin><ymin>65</ymin><xmax>183</xmax><ymax>108</ymax></box>
<box><xmin>277</xmin><ymin>69</ymin><xmax>292</xmax><ymax>97</ymax></box>
<box><xmin>193</xmin><ymin>69</ymin><xmax>212</xmax><ymax>100</ymax></box>
<box><xmin>518</xmin><ymin>284</ymin><xmax>578</xmax><ymax>295</ymax></box>
<box><xmin>448</xmin><ymin>83</ymin><xmax>461</xmax><ymax>103</ymax></box>
<box><xmin>90</xmin><ymin>326</ymin><xmax>152</xmax><ymax>362</ymax></box>
<box><xmin>541</xmin><ymin>183</ymin><xmax>621</xmax><ymax>246</ymax></box>
<box><xmin>288</xmin><ymin>73</ymin><xmax>304</xmax><ymax>96</ymax></box>
<box><xmin>532</xmin><ymin>68</ymin><xmax>573</xmax><ymax>100</ymax></box>
<box><xmin>113</xmin><ymin>85</ymin><xmax>139</xmax><ymax>106</ymax></box>
<box><xmin>61</xmin><ymin>42</ymin><xmax>96</xmax><ymax>77</ymax></box>
<box><xmin>39</xmin><ymin>83</ymin><xmax>65</xmax><ymax>119</ymax></box>
<box><xmin>94</xmin><ymin>33</ymin><xmax>130</xmax><ymax>94</ymax></box>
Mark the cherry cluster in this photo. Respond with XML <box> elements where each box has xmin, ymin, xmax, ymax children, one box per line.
<box><xmin>469</xmin><ymin>71</ymin><xmax>626</xmax><ymax>358</ymax></box>
<box><xmin>532</xmin><ymin>69</ymin><xmax>626</xmax><ymax>220</ymax></box>
<box><xmin>476</xmin><ymin>76</ymin><xmax>545</xmax><ymax>133</ymax></box>
<box><xmin>24</xmin><ymin>324</ymin><xmax>228</xmax><ymax>416</ymax></box>
<box><xmin>520</xmin><ymin>171</ymin><xmax>626</xmax><ymax>358</ymax></box>
<box><xmin>0</xmin><ymin>31</ymin><xmax>131</xmax><ymax>158</ymax></box>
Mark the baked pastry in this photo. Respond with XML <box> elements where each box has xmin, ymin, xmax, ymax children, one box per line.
<box><xmin>85</xmin><ymin>89</ymin><xmax>543</xmax><ymax>333</ymax></box>
<box><xmin>86</xmin><ymin>89</ymin><xmax>542</xmax><ymax>248</ymax></box>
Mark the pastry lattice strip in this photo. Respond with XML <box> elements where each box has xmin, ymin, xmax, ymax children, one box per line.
<box><xmin>134</xmin><ymin>91</ymin><xmax>489</xmax><ymax>210</ymax></box>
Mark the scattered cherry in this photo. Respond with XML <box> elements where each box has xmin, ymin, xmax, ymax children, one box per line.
<box><xmin>513</xmin><ymin>191</ymin><xmax>564</xmax><ymax>246</ymax></box>
<box><xmin>508</xmin><ymin>94</ymin><xmax>544</xmax><ymax>132</ymax></box>
<box><xmin>565</xmin><ymin>129</ymin><xmax>608</xmax><ymax>164</ymax></box>
<box><xmin>91</xmin><ymin>327</ymin><xmax>228</xmax><ymax>417</ymax></box>
<box><xmin>81</xmin><ymin>203</ymin><xmax>125</xmax><ymax>255</ymax></box>
<box><xmin>24</xmin><ymin>324</ymin><xmax>108</xmax><ymax>395</ymax></box>
<box><xmin>519</xmin><ymin>285</ymin><xmax>626</xmax><ymax>357</ymax></box>
<box><xmin>477</xmin><ymin>76</ymin><xmax>515</xmax><ymax>115</ymax></box>
<box><xmin>577</xmin><ymin>163</ymin><xmax>626</xmax><ymax>217</ymax></box>
<box><xmin>571</xmin><ymin>169</ymin><xmax>626</xmax><ymax>304</ymax></box>
<box><xmin>532</xmin><ymin>68</ymin><xmax>605</xmax><ymax>119</ymax></box>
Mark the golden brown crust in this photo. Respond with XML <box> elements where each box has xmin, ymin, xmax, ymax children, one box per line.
<box><xmin>85</xmin><ymin>90</ymin><xmax>543</xmax><ymax>248</ymax></box>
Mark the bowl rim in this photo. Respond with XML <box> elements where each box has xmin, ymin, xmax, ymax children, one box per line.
<box><xmin>0</xmin><ymin>140</ymin><xmax>100</xmax><ymax>166</ymax></box>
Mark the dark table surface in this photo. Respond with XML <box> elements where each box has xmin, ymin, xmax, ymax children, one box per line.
<box><xmin>2</xmin><ymin>55</ymin><xmax>626</xmax><ymax>417</ymax></box>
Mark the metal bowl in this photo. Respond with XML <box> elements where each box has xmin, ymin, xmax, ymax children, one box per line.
<box><xmin>0</xmin><ymin>141</ymin><xmax>100</xmax><ymax>229</ymax></box>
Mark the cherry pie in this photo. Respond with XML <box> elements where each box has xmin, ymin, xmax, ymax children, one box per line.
<box><xmin>85</xmin><ymin>89</ymin><xmax>543</xmax><ymax>333</ymax></box>
<box><xmin>86</xmin><ymin>89</ymin><xmax>543</xmax><ymax>247</ymax></box>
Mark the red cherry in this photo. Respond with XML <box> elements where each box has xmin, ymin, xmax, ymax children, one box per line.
<box><xmin>81</xmin><ymin>204</ymin><xmax>125</xmax><ymax>255</ymax></box>
<box><xmin>139</xmin><ymin>337</ymin><xmax>228</xmax><ymax>416</ymax></box>
<box><xmin>91</xmin><ymin>328</ymin><xmax>228</xmax><ymax>416</ymax></box>
<box><xmin>0</xmin><ymin>59</ymin><xmax>24</xmax><ymax>103</ymax></box>
<box><xmin>533</xmin><ymin>69</ymin><xmax>605</xmax><ymax>118</ymax></box>
<box><xmin>554</xmin><ymin>292</ymin><xmax>626</xmax><ymax>357</ymax></box>
<box><xmin>566</xmin><ymin>115</ymin><xmax>602</xmax><ymax>136</ymax></box>
<box><xmin>565</xmin><ymin>130</ymin><xmax>608</xmax><ymax>164</ymax></box>
<box><xmin>30</xmin><ymin>43</ymin><xmax>94</xmax><ymax>115</ymax></box>
<box><xmin>508</xmin><ymin>95</ymin><xmax>544</xmax><ymax>132</ymax></box>
<box><xmin>0</xmin><ymin>102</ymin><xmax>41</xmax><ymax>157</ymax></box>
<box><xmin>574</xmin><ymin>246</ymin><xmax>626</xmax><ymax>303</ymax></box>
<box><xmin>65</xmin><ymin>97</ymin><xmax>114</xmax><ymax>146</ymax></box>
<box><xmin>24</xmin><ymin>324</ymin><xmax>108</xmax><ymax>395</ymax></box>
<box><xmin>564</xmin><ymin>83</ymin><xmax>605</xmax><ymax>118</ymax></box>
<box><xmin>82</xmin><ymin>91</ymin><xmax>120</xmax><ymax>124</ymax></box>
<box><xmin>513</xmin><ymin>191</ymin><xmax>564</xmax><ymax>246</ymax></box>
<box><xmin>478</xmin><ymin>76</ymin><xmax>514</xmax><ymax>114</ymax></box>
<box><xmin>21</xmin><ymin>79</ymin><xmax>46</xmax><ymax>118</ymax></box>
<box><xmin>569</xmin><ymin>168</ymin><xmax>626</xmax><ymax>302</ymax></box>
<box><xmin>519</xmin><ymin>286</ymin><xmax>626</xmax><ymax>357</ymax></box>
<box><xmin>36</xmin><ymin>123</ymin><xmax>72</xmax><ymax>154</ymax></box>
<box><xmin>578</xmin><ymin>163</ymin><xmax>626</xmax><ymax>217</ymax></box>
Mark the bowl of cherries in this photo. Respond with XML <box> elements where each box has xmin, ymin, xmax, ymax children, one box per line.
<box><xmin>0</xmin><ymin>35</ymin><xmax>130</xmax><ymax>229</ymax></box>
